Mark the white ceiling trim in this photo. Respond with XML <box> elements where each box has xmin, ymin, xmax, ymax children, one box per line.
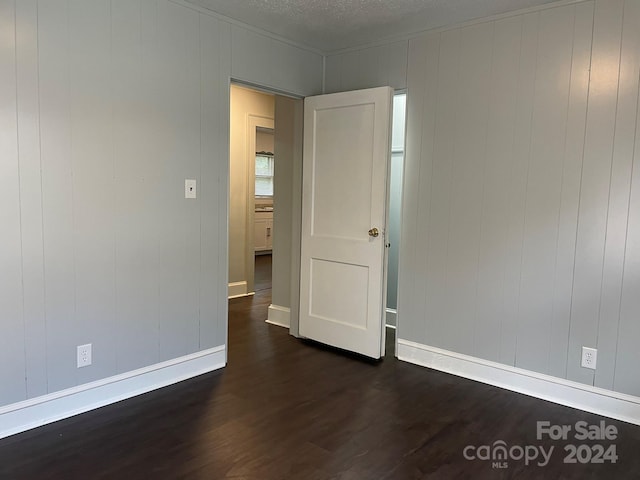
<box><xmin>177</xmin><ymin>0</ymin><xmax>589</xmax><ymax>56</ymax></box>
<box><xmin>186</xmin><ymin>0</ymin><xmax>577</xmax><ymax>53</ymax></box>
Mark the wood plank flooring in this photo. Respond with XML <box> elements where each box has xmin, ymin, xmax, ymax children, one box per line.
<box><xmin>1</xmin><ymin>285</ymin><xmax>639</xmax><ymax>479</ymax></box>
<box><xmin>254</xmin><ymin>254</ymin><xmax>272</xmax><ymax>292</ymax></box>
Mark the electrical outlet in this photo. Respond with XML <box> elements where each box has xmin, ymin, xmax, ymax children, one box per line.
<box><xmin>581</xmin><ymin>347</ymin><xmax>597</xmax><ymax>370</ymax></box>
<box><xmin>77</xmin><ymin>344</ymin><xmax>92</xmax><ymax>368</ymax></box>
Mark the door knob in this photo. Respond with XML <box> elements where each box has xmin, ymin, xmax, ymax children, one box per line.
<box><xmin>368</xmin><ymin>227</ymin><xmax>379</xmax><ymax>238</ymax></box>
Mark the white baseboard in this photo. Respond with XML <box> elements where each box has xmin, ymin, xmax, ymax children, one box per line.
<box><xmin>266</xmin><ymin>304</ymin><xmax>290</xmax><ymax>328</ymax></box>
<box><xmin>397</xmin><ymin>339</ymin><xmax>640</xmax><ymax>426</ymax></box>
<box><xmin>228</xmin><ymin>281</ymin><xmax>250</xmax><ymax>299</ymax></box>
<box><xmin>386</xmin><ymin>308</ymin><xmax>397</xmax><ymax>327</ymax></box>
<box><xmin>0</xmin><ymin>345</ymin><xmax>226</xmax><ymax>440</ymax></box>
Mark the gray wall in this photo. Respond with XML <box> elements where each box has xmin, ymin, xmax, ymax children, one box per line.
<box><xmin>272</xmin><ymin>97</ymin><xmax>296</xmax><ymax>309</ymax></box>
<box><xmin>326</xmin><ymin>0</ymin><xmax>640</xmax><ymax>398</ymax></box>
<box><xmin>324</xmin><ymin>40</ymin><xmax>408</xmax><ymax>93</ymax></box>
<box><xmin>0</xmin><ymin>0</ymin><xmax>322</xmax><ymax>408</ymax></box>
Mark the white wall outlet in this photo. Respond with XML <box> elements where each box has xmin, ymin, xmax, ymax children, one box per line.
<box><xmin>77</xmin><ymin>344</ymin><xmax>92</xmax><ymax>368</ymax></box>
<box><xmin>581</xmin><ymin>346</ymin><xmax>597</xmax><ymax>370</ymax></box>
<box><xmin>185</xmin><ymin>179</ymin><xmax>196</xmax><ymax>199</ymax></box>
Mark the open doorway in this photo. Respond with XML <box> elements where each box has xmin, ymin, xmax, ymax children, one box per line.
<box><xmin>386</xmin><ymin>92</ymin><xmax>407</xmax><ymax>355</ymax></box>
<box><xmin>228</xmin><ymin>84</ymin><xmax>275</xmax><ymax>300</ymax></box>
<box><xmin>228</xmin><ymin>84</ymin><xmax>404</xmax><ymax>359</ymax></box>
<box><xmin>386</xmin><ymin>92</ymin><xmax>407</xmax><ymax>326</ymax></box>
<box><xmin>228</xmin><ymin>83</ymin><xmax>303</xmax><ymax>340</ymax></box>
<box><xmin>254</xmin><ymin>127</ymin><xmax>275</xmax><ymax>294</ymax></box>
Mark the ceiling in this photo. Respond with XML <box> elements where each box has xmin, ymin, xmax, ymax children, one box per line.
<box><xmin>186</xmin><ymin>0</ymin><xmax>559</xmax><ymax>53</ymax></box>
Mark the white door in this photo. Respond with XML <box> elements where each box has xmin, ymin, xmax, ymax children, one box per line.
<box><xmin>299</xmin><ymin>86</ymin><xmax>393</xmax><ymax>359</ymax></box>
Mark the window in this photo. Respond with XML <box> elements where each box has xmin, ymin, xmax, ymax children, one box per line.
<box><xmin>255</xmin><ymin>153</ymin><xmax>274</xmax><ymax>197</ymax></box>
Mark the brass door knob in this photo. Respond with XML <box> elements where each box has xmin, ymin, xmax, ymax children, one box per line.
<box><xmin>368</xmin><ymin>228</ymin><xmax>379</xmax><ymax>238</ymax></box>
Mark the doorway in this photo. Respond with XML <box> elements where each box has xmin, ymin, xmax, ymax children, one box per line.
<box><xmin>385</xmin><ymin>92</ymin><xmax>407</xmax><ymax>356</ymax></box>
<box><xmin>228</xmin><ymin>84</ymin><xmax>405</xmax><ymax>359</ymax></box>
<box><xmin>254</xmin><ymin>126</ymin><xmax>275</xmax><ymax>295</ymax></box>
<box><xmin>386</xmin><ymin>93</ymin><xmax>407</xmax><ymax>325</ymax></box>
<box><xmin>228</xmin><ymin>83</ymin><xmax>304</xmax><ymax>338</ymax></box>
<box><xmin>228</xmin><ymin>84</ymin><xmax>275</xmax><ymax>300</ymax></box>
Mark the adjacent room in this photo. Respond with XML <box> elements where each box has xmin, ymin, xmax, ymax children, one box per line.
<box><xmin>1</xmin><ymin>0</ymin><xmax>640</xmax><ymax>478</ymax></box>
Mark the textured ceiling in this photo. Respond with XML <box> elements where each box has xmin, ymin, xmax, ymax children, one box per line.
<box><xmin>186</xmin><ymin>0</ymin><xmax>559</xmax><ymax>52</ymax></box>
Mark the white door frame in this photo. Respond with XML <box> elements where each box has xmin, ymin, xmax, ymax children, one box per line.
<box><xmin>287</xmin><ymin>96</ymin><xmax>304</xmax><ymax>337</ymax></box>
<box><xmin>245</xmin><ymin>114</ymin><xmax>274</xmax><ymax>295</ymax></box>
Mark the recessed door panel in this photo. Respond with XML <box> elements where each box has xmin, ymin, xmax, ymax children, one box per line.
<box><xmin>312</xmin><ymin>104</ymin><xmax>374</xmax><ymax>241</ymax></box>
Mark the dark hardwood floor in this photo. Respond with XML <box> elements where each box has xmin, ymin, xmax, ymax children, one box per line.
<box><xmin>1</xmin><ymin>282</ymin><xmax>640</xmax><ymax>478</ymax></box>
<box><xmin>254</xmin><ymin>254</ymin><xmax>272</xmax><ymax>292</ymax></box>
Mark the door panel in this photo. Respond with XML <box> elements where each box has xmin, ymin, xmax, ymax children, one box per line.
<box><xmin>310</xmin><ymin>258</ymin><xmax>369</xmax><ymax>329</ymax></box>
<box><xmin>311</xmin><ymin>104</ymin><xmax>375</xmax><ymax>240</ymax></box>
<box><xmin>299</xmin><ymin>86</ymin><xmax>393</xmax><ymax>359</ymax></box>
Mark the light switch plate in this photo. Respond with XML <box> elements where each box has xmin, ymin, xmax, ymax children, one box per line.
<box><xmin>185</xmin><ymin>179</ymin><xmax>196</xmax><ymax>199</ymax></box>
